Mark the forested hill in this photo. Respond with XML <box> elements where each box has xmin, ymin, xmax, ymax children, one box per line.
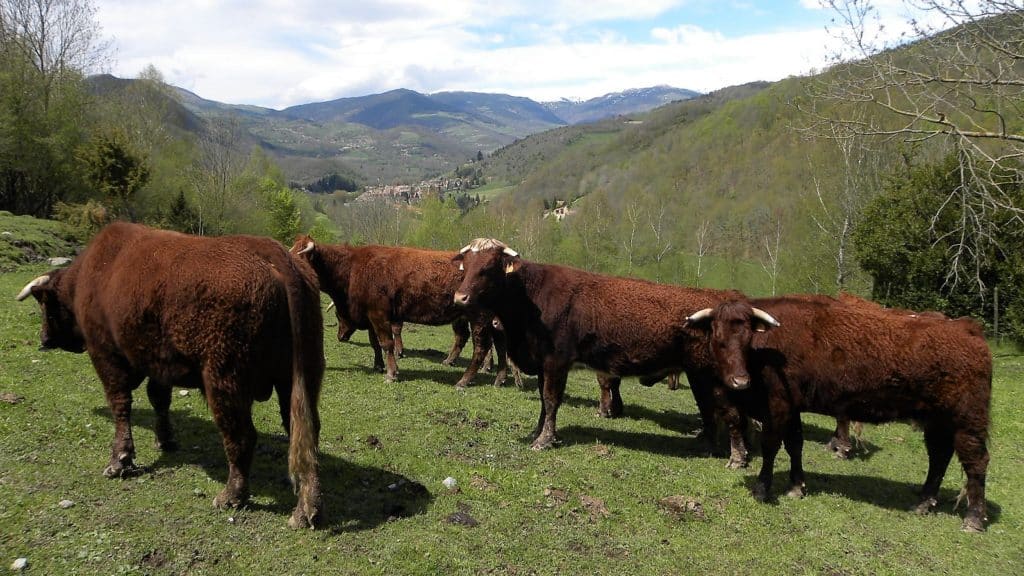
<box><xmin>470</xmin><ymin>75</ymin><xmax>899</xmax><ymax>296</ymax></box>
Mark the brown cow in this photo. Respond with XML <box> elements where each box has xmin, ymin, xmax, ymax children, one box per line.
<box><xmin>16</xmin><ymin>222</ymin><xmax>325</xmax><ymax>528</ymax></box>
<box><xmin>827</xmin><ymin>294</ymin><xmax>951</xmax><ymax>459</ymax></box>
<box><xmin>451</xmin><ymin>238</ymin><xmax>745</xmax><ymax>457</ymax></box>
<box><xmin>685</xmin><ymin>296</ymin><xmax>991</xmax><ymax>532</ymax></box>
<box><xmin>291</xmin><ymin>235</ymin><xmax>507</xmax><ymax>388</ymax></box>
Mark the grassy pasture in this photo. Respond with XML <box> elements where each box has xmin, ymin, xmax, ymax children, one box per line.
<box><xmin>1</xmin><ymin>264</ymin><xmax>1022</xmax><ymax>575</ymax></box>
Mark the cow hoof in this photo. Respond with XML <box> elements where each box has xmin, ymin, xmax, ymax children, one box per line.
<box><xmin>913</xmin><ymin>497</ymin><xmax>938</xmax><ymax>515</ymax></box>
<box><xmin>155</xmin><ymin>438</ymin><xmax>179</xmax><ymax>452</ymax></box>
<box><xmin>441</xmin><ymin>358</ymin><xmax>456</xmax><ymax>367</ymax></box>
<box><xmin>384</xmin><ymin>373</ymin><xmax>398</xmax><ymax>384</ymax></box>
<box><xmin>785</xmin><ymin>484</ymin><xmax>805</xmax><ymax>499</ymax></box>
<box><xmin>530</xmin><ymin>435</ymin><xmax>560</xmax><ymax>451</ymax></box>
<box><xmin>725</xmin><ymin>456</ymin><xmax>748</xmax><ymax>470</ymax></box>
<box><xmin>455</xmin><ymin>378</ymin><xmax>472</xmax><ymax>388</ymax></box>
<box><xmin>288</xmin><ymin>505</ymin><xmax>323</xmax><ymax>530</ymax></box>
<box><xmin>961</xmin><ymin>514</ymin><xmax>986</xmax><ymax>533</ymax></box>
<box><xmin>492</xmin><ymin>374</ymin><xmax>507</xmax><ymax>387</ymax></box>
<box><xmin>213</xmin><ymin>489</ymin><xmax>248</xmax><ymax>509</ymax></box>
<box><xmin>751</xmin><ymin>484</ymin><xmax>769</xmax><ymax>503</ymax></box>
<box><xmin>826</xmin><ymin>438</ymin><xmax>853</xmax><ymax>459</ymax></box>
<box><xmin>103</xmin><ymin>459</ymin><xmax>141</xmax><ymax>479</ymax></box>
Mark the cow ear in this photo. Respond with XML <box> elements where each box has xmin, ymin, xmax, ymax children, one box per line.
<box><xmin>451</xmin><ymin>253</ymin><xmax>465</xmax><ymax>271</ymax></box>
<box><xmin>503</xmin><ymin>254</ymin><xmax>520</xmax><ymax>274</ymax></box>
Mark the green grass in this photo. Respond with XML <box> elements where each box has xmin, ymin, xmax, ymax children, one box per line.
<box><xmin>2</xmin><ymin>263</ymin><xmax>1022</xmax><ymax>575</ymax></box>
<box><xmin>0</xmin><ymin>212</ymin><xmax>78</xmax><ymax>271</ymax></box>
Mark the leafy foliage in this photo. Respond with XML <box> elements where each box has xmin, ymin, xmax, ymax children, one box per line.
<box><xmin>854</xmin><ymin>155</ymin><xmax>1024</xmax><ymax>341</ymax></box>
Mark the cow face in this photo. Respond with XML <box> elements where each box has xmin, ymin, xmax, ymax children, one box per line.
<box><xmin>685</xmin><ymin>300</ymin><xmax>779</xmax><ymax>390</ymax></box>
<box><xmin>16</xmin><ymin>269</ymin><xmax>85</xmax><ymax>353</ymax></box>
<box><xmin>452</xmin><ymin>238</ymin><xmax>520</xmax><ymax>309</ymax></box>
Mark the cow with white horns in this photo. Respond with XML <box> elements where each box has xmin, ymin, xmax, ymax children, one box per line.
<box><xmin>452</xmin><ymin>237</ymin><xmax>749</xmax><ymax>457</ymax></box>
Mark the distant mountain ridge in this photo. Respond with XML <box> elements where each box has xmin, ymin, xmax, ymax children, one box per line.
<box><xmin>543</xmin><ymin>86</ymin><xmax>702</xmax><ymax>124</ymax></box>
<box><xmin>91</xmin><ymin>75</ymin><xmax>701</xmax><ymax>186</ymax></box>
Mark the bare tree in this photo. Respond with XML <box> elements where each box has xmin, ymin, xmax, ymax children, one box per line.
<box><xmin>694</xmin><ymin>219</ymin><xmax>713</xmax><ymax>287</ymax></box>
<box><xmin>646</xmin><ymin>197</ymin><xmax>674</xmax><ymax>282</ymax></box>
<box><xmin>620</xmin><ymin>198</ymin><xmax>642</xmax><ymax>275</ymax></box>
<box><xmin>0</xmin><ymin>0</ymin><xmax>111</xmax><ymax>111</ymax></box>
<box><xmin>760</xmin><ymin>214</ymin><xmax>783</xmax><ymax>296</ymax></box>
<box><xmin>807</xmin><ymin>116</ymin><xmax>888</xmax><ymax>291</ymax></box>
<box><xmin>804</xmin><ymin>0</ymin><xmax>1024</xmax><ymax>289</ymax></box>
<box><xmin>191</xmin><ymin>117</ymin><xmax>246</xmax><ymax>234</ymax></box>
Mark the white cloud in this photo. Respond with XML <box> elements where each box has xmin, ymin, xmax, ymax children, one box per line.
<box><xmin>92</xmin><ymin>0</ymin><xmax>867</xmax><ymax>108</ymax></box>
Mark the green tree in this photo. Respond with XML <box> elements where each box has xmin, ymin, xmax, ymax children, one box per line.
<box><xmin>269</xmin><ymin>186</ymin><xmax>301</xmax><ymax>244</ymax></box>
<box><xmin>853</xmin><ymin>155</ymin><xmax>1024</xmax><ymax>341</ymax></box>
<box><xmin>76</xmin><ymin>129</ymin><xmax>150</xmax><ymax>220</ymax></box>
<box><xmin>0</xmin><ymin>0</ymin><xmax>109</xmax><ymax>216</ymax></box>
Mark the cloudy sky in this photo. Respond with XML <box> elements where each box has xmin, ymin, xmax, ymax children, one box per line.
<box><xmin>92</xmin><ymin>0</ymin><xmax>918</xmax><ymax>110</ymax></box>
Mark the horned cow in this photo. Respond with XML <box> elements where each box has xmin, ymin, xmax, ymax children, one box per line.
<box><xmin>291</xmin><ymin>235</ymin><xmax>507</xmax><ymax>388</ymax></box>
<box><xmin>686</xmin><ymin>296</ymin><xmax>991</xmax><ymax>532</ymax></box>
<box><xmin>451</xmin><ymin>238</ymin><xmax>747</xmax><ymax>460</ymax></box>
<box><xmin>16</xmin><ymin>222</ymin><xmax>325</xmax><ymax>528</ymax></box>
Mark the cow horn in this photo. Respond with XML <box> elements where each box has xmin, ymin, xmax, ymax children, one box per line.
<box><xmin>297</xmin><ymin>241</ymin><xmax>315</xmax><ymax>255</ymax></box>
<box><xmin>503</xmin><ymin>247</ymin><xmax>519</xmax><ymax>257</ymax></box>
<box><xmin>685</xmin><ymin>308</ymin><xmax>713</xmax><ymax>324</ymax></box>
<box><xmin>752</xmin><ymin>307</ymin><xmax>780</xmax><ymax>327</ymax></box>
<box><xmin>326</xmin><ymin>300</ymin><xmax>335</xmax><ymax>312</ymax></box>
<box><xmin>16</xmin><ymin>275</ymin><xmax>50</xmax><ymax>301</ymax></box>
<box><xmin>459</xmin><ymin>245</ymin><xmax>472</xmax><ymax>254</ymax></box>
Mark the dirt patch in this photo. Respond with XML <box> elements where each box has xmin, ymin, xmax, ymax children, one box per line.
<box><xmin>658</xmin><ymin>495</ymin><xmax>706</xmax><ymax>521</ymax></box>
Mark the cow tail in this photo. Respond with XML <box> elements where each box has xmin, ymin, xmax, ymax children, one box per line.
<box><xmin>284</xmin><ymin>254</ymin><xmax>325</xmax><ymax>523</ymax></box>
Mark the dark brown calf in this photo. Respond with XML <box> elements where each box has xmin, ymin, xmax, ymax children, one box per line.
<box><xmin>291</xmin><ymin>235</ymin><xmax>507</xmax><ymax>388</ymax></box>
<box><xmin>16</xmin><ymin>222</ymin><xmax>325</xmax><ymax>528</ymax></box>
<box><xmin>686</xmin><ymin>296</ymin><xmax>991</xmax><ymax>532</ymax></box>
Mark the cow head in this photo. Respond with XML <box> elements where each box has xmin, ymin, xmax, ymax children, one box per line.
<box><xmin>684</xmin><ymin>300</ymin><xmax>780</xmax><ymax>390</ymax></box>
<box><xmin>452</xmin><ymin>238</ymin><xmax>520</xmax><ymax>308</ymax></box>
<box><xmin>15</xmin><ymin>269</ymin><xmax>85</xmax><ymax>353</ymax></box>
<box><xmin>289</xmin><ymin>234</ymin><xmax>316</xmax><ymax>257</ymax></box>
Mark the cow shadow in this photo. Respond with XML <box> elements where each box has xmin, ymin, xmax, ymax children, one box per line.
<box><xmin>552</xmin><ymin>426</ymin><xmax>715</xmax><ymax>458</ymax></box>
<box><xmin>737</xmin><ymin>470</ymin><xmax>1002</xmax><ymax>525</ymax></box>
<box><xmin>91</xmin><ymin>406</ymin><xmax>433</xmax><ymax>532</ymax></box>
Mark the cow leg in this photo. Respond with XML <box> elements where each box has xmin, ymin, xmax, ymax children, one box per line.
<box><xmin>207</xmin><ymin>382</ymin><xmax>257</xmax><ymax>509</ymax></box>
<box><xmin>274</xmin><ymin>380</ymin><xmax>292</xmax><ymax>435</ymax></box>
<box><xmin>827</xmin><ymin>417</ymin><xmax>854</xmax><ymax>459</ymax></box>
<box><xmin>596</xmin><ymin>373</ymin><xmax>623</xmax><ymax>418</ymax></box>
<box><xmin>531</xmin><ymin>365</ymin><xmax>568</xmax><ymax>450</ymax></box>
<box><xmin>689</xmin><ymin>372</ymin><xmax>720</xmax><ymax>450</ymax></box>
<box><xmin>753</xmin><ymin>424</ymin><xmax>783</xmax><ymax>502</ymax></box>
<box><xmin>443</xmin><ymin>320</ymin><xmax>470</xmax><ymax>366</ymax></box>
<box><xmin>93</xmin><ymin>357</ymin><xmax>145</xmax><ymax>478</ymax></box>
<box><xmin>783</xmin><ymin>416</ymin><xmax>806</xmax><ymax>498</ymax></box>
<box><xmin>666</xmin><ymin>373</ymin><xmax>680</xmax><ymax>390</ymax></box>
<box><xmin>953</xmin><ymin>428</ymin><xmax>989</xmax><ymax>533</ymax></box>
<box><xmin>146</xmin><ymin>379</ymin><xmax>178</xmax><ymax>452</ymax></box>
<box><xmin>489</xmin><ymin>323</ymin><xmax>509</xmax><ymax>386</ymax></box>
<box><xmin>392</xmin><ymin>322</ymin><xmax>404</xmax><ymax>358</ymax></box>
<box><xmin>368</xmin><ymin>312</ymin><xmax>398</xmax><ymax>382</ymax></box>
<box><xmin>915</xmin><ymin>421</ymin><xmax>954</xmax><ymax>516</ymax></box>
<box><xmin>721</xmin><ymin>403</ymin><xmax>750</xmax><ymax>470</ymax></box>
<box><xmin>454</xmin><ymin>318</ymin><xmax>493</xmax><ymax>389</ymax></box>
<box><xmin>367</xmin><ymin>326</ymin><xmax>386</xmax><ymax>373</ymax></box>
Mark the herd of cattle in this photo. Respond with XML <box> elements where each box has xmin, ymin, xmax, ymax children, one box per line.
<box><xmin>15</xmin><ymin>222</ymin><xmax>992</xmax><ymax>533</ymax></box>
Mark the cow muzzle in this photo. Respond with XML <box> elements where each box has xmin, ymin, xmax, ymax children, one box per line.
<box><xmin>728</xmin><ymin>375</ymin><xmax>751</xmax><ymax>390</ymax></box>
<box><xmin>453</xmin><ymin>292</ymin><xmax>470</xmax><ymax>306</ymax></box>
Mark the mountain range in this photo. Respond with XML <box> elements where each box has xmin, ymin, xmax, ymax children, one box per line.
<box><xmin>162</xmin><ymin>81</ymin><xmax>700</xmax><ymax>186</ymax></box>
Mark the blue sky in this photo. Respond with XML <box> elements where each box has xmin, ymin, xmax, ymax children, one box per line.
<box><xmin>92</xmin><ymin>1</ymin><xmax>901</xmax><ymax>109</ymax></box>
